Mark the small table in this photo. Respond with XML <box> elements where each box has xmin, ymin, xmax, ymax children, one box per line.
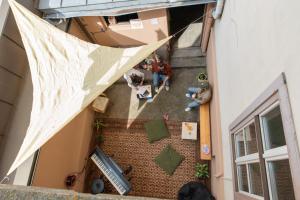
<box><xmin>181</xmin><ymin>122</ymin><xmax>197</xmax><ymax>140</ymax></box>
<box><xmin>92</xmin><ymin>94</ymin><xmax>109</xmax><ymax>113</ymax></box>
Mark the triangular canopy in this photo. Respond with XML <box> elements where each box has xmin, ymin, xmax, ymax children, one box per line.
<box><xmin>7</xmin><ymin>0</ymin><xmax>170</xmax><ymax>175</ymax></box>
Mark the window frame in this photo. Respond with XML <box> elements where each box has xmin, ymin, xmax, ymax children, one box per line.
<box><xmin>229</xmin><ymin>73</ymin><xmax>300</xmax><ymax>200</ymax></box>
<box><xmin>104</xmin><ymin>13</ymin><xmax>140</xmax><ymax>26</ymax></box>
<box><xmin>234</xmin><ymin>120</ymin><xmax>263</xmax><ymax>198</ymax></box>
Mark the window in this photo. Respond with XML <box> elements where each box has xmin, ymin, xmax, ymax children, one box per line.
<box><xmin>234</xmin><ymin>122</ymin><xmax>263</xmax><ymax>199</ymax></box>
<box><xmin>104</xmin><ymin>13</ymin><xmax>139</xmax><ymax>25</ymax></box>
<box><xmin>230</xmin><ymin>74</ymin><xmax>300</xmax><ymax>200</ymax></box>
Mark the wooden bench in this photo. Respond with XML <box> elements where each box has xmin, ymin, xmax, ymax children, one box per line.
<box><xmin>199</xmin><ymin>103</ymin><xmax>211</xmax><ymax>160</ymax></box>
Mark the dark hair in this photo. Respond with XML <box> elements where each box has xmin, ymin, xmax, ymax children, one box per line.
<box><xmin>130</xmin><ymin>74</ymin><xmax>143</xmax><ymax>86</ymax></box>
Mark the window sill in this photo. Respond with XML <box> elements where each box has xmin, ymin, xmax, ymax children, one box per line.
<box><xmin>235</xmin><ymin>192</ymin><xmax>263</xmax><ymax>200</ymax></box>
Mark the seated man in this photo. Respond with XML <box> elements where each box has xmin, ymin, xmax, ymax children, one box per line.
<box><xmin>151</xmin><ymin>55</ymin><xmax>172</xmax><ymax>92</ymax></box>
<box><xmin>185</xmin><ymin>82</ymin><xmax>212</xmax><ymax>111</ymax></box>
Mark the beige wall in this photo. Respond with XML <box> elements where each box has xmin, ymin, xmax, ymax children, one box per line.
<box><xmin>0</xmin><ymin>8</ymin><xmax>93</xmax><ymax>186</ymax></box>
<box><xmin>31</xmin><ymin>108</ymin><xmax>94</xmax><ymax>192</ymax></box>
<box><xmin>0</xmin><ymin>0</ymin><xmax>40</xmax><ymax>184</ymax></box>
<box><xmin>81</xmin><ymin>9</ymin><xmax>169</xmax><ymax>47</ymax></box>
<box><xmin>79</xmin><ymin>9</ymin><xmax>169</xmax><ymax>59</ymax></box>
<box><xmin>212</xmin><ymin>0</ymin><xmax>300</xmax><ymax>199</ymax></box>
<box><xmin>206</xmin><ymin>28</ymin><xmax>224</xmax><ymax>200</ymax></box>
<box><xmin>69</xmin><ymin>19</ymin><xmax>91</xmax><ymax>42</ymax></box>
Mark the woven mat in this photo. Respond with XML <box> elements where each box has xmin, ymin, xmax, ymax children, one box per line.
<box><xmin>84</xmin><ymin>118</ymin><xmax>197</xmax><ymax>199</ymax></box>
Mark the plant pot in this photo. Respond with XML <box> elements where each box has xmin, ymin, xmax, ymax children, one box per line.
<box><xmin>197</xmin><ymin>72</ymin><xmax>208</xmax><ymax>83</ymax></box>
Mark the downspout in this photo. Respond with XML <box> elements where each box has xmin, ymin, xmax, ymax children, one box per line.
<box><xmin>212</xmin><ymin>0</ymin><xmax>225</xmax><ymax>19</ymax></box>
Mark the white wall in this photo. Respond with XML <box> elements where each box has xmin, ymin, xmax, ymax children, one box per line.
<box><xmin>0</xmin><ymin>0</ymin><xmax>9</xmax><ymax>35</ymax></box>
<box><xmin>213</xmin><ymin>0</ymin><xmax>300</xmax><ymax>199</ymax></box>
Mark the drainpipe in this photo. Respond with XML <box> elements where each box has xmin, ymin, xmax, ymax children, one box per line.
<box><xmin>212</xmin><ymin>0</ymin><xmax>225</xmax><ymax>19</ymax></box>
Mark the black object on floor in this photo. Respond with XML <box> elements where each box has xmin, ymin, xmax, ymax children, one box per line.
<box><xmin>178</xmin><ymin>181</ymin><xmax>215</xmax><ymax>200</ymax></box>
<box><xmin>91</xmin><ymin>178</ymin><xmax>104</xmax><ymax>194</ymax></box>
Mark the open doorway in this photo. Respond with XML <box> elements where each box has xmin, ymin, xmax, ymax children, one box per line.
<box><xmin>168</xmin><ymin>4</ymin><xmax>205</xmax><ymax>37</ymax></box>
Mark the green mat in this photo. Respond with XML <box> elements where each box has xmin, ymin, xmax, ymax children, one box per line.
<box><xmin>154</xmin><ymin>144</ymin><xmax>185</xmax><ymax>176</ymax></box>
<box><xmin>144</xmin><ymin>119</ymin><xmax>169</xmax><ymax>143</ymax></box>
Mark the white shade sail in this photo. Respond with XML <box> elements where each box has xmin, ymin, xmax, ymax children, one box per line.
<box><xmin>7</xmin><ymin>0</ymin><xmax>170</xmax><ymax>175</ymax></box>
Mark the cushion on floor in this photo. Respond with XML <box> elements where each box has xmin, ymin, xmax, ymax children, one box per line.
<box><xmin>144</xmin><ymin>119</ymin><xmax>169</xmax><ymax>143</ymax></box>
<box><xmin>154</xmin><ymin>144</ymin><xmax>185</xmax><ymax>175</ymax></box>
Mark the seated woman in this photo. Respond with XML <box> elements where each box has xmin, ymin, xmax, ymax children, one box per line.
<box><xmin>151</xmin><ymin>55</ymin><xmax>172</xmax><ymax>92</ymax></box>
<box><xmin>123</xmin><ymin>68</ymin><xmax>144</xmax><ymax>90</ymax></box>
<box><xmin>185</xmin><ymin>82</ymin><xmax>212</xmax><ymax>111</ymax></box>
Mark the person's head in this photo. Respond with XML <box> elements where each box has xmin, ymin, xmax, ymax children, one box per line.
<box><xmin>130</xmin><ymin>74</ymin><xmax>143</xmax><ymax>87</ymax></box>
<box><xmin>140</xmin><ymin>61</ymin><xmax>151</xmax><ymax>70</ymax></box>
<box><xmin>199</xmin><ymin>81</ymin><xmax>209</xmax><ymax>90</ymax></box>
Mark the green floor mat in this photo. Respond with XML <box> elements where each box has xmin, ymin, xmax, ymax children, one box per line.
<box><xmin>144</xmin><ymin>119</ymin><xmax>170</xmax><ymax>143</ymax></box>
<box><xmin>154</xmin><ymin>144</ymin><xmax>185</xmax><ymax>175</ymax></box>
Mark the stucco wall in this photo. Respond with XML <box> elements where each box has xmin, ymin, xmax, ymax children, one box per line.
<box><xmin>0</xmin><ymin>11</ymin><xmax>93</xmax><ymax>186</ymax></box>
<box><xmin>206</xmin><ymin>28</ymin><xmax>224</xmax><ymax>200</ymax></box>
<box><xmin>82</xmin><ymin>9</ymin><xmax>169</xmax><ymax>47</ymax></box>
<box><xmin>31</xmin><ymin>108</ymin><xmax>94</xmax><ymax>192</ymax></box>
<box><xmin>0</xmin><ymin>0</ymin><xmax>40</xmax><ymax>184</ymax></box>
<box><xmin>80</xmin><ymin>9</ymin><xmax>169</xmax><ymax>59</ymax></box>
<box><xmin>212</xmin><ymin>0</ymin><xmax>300</xmax><ymax>199</ymax></box>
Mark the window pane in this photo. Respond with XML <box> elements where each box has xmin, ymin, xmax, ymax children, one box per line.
<box><xmin>245</xmin><ymin>123</ymin><xmax>258</xmax><ymax>154</ymax></box>
<box><xmin>235</xmin><ymin>130</ymin><xmax>245</xmax><ymax>157</ymax></box>
<box><xmin>237</xmin><ymin>165</ymin><xmax>249</xmax><ymax>192</ymax></box>
<box><xmin>261</xmin><ymin>105</ymin><xmax>286</xmax><ymax>150</ymax></box>
<box><xmin>268</xmin><ymin>160</ymin><xmax>295</xmax><ymax>200</ymax></box>
<box><xmin>249</xmin><ymin>163</ymin><xmax>263</xmax><ymax>196</ymax></box>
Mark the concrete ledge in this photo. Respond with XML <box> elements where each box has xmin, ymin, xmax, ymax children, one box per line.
<box><xmin>0</xmin><ymin>184</ymin><xmax>167</xmax><ymax>200</ymax></box>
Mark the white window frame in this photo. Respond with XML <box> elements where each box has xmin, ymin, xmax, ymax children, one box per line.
<box><xmin>234</xmin><ymin>120</ymin><xmax>263</xmax><ymax>199</ymax></box>
<box><xmin>230</xmin><ymin>74</ymin><xmax>300</xmax><ymax>200</ymax></box>
<box><xmin>259</xmin><ymin>102</ymin><xmax>290</xmax><ymax>200</ymax></box>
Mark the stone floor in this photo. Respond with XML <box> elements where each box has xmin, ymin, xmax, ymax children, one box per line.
<box><xmin>97</xmin><ymin>67</ymin><xmax>206</xmax><ymax>122</ymax></box>
<box><xmin>84</xmin><ymin>119</ymin><xmax>198</xmax><ymax>199</ymax></box>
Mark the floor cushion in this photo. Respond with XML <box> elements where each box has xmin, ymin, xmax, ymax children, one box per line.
<box><xmin>154</xmin><ymin>144</ymin><xmax>185</xmax><ymax>175</ymax></box>
<box><xmin>144</xmin><ymin>119</ymin><xmax>169</xmax><ymax>143</ymax></box>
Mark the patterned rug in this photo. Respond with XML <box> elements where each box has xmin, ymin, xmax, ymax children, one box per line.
<box><xmin>84</xmin><ymin>118</ymin><xmax>198</xmax><ymax>199</ymax></box>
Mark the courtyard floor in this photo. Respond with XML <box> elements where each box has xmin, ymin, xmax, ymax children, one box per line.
<box><xmin>84</xmin><ymin>67</ymin><xmax>208</xmax><ymax>199</ymax></box>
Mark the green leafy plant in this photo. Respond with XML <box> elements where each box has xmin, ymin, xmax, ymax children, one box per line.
<box><xmin>95</xmin><ymin>134</ymin><xmax>104</xmax><ymax>143</ymax></box>
<box><xmin>94</xmin><ymin>119</ymin><xmax>106</xmax><ymax>143</ymax></box>
<box><xmin>197</xmin><ymin>72</ymin><xmax>208</xmax><ymax>81</ymax></box>
<box><xmin>195</xmin><ymin>163</ymin><xmax>209</xmax><ymax>179</ymax></box>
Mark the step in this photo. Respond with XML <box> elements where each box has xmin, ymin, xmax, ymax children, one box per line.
<box><xmin>173</xmin><ymin>22</ymin><xmax>202</xmax><ymax>49</ymax></box>
<box><xmin>172</xmin><ymin>47</ymin><xmax>204</xmax><ymax>58</ymax></box>
<box><xmin>171</xmin><ymin>57</ymin><xmax>206</xmax><ymax>68</ymax></box>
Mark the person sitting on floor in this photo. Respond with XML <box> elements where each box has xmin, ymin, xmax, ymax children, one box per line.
<box><xmin>151</xmin><ymin>55</ymin><xmax>172</xmax><ymax>92</ymax></box>
<box><xmin>124</xmin><ymin>67</ymin><xmax>153</xmax><ymax>101</ymax></box>
<box><xmin>185</xmin><ymin>82</ymin><xmax>212</xmax><ymax>112</ymax></box>
<box><xmin>123</xmin><ymin>67</ymin><xmax>144</xmax><ymax>90</ymax></box>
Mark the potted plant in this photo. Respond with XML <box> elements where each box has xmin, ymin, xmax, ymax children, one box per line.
<box><xmin>94</xmin><ymin>119</ymin><xmax>106</xmax><ymax>143</ymax></box>
<box><xmin>197</xmin><ymin>72</ymin><xmax>208</xmax><ymax>83</ymax></box>
<box><xmin>195</xmin><ymin>163</ymin><xmax>209</xmax><ymax>184</ymax></box>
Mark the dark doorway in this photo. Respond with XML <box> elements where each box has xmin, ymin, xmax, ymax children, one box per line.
<box><xmin>169</xmin><ymin>4</ymin><xmax>205</xmax><ymax>37</ymax></box>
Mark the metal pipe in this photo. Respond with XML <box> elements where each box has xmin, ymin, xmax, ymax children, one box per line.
<box><xmin>212</xmin><ymin>0</ymin><xmax>225</xmax><ymax>19</ymax></box>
